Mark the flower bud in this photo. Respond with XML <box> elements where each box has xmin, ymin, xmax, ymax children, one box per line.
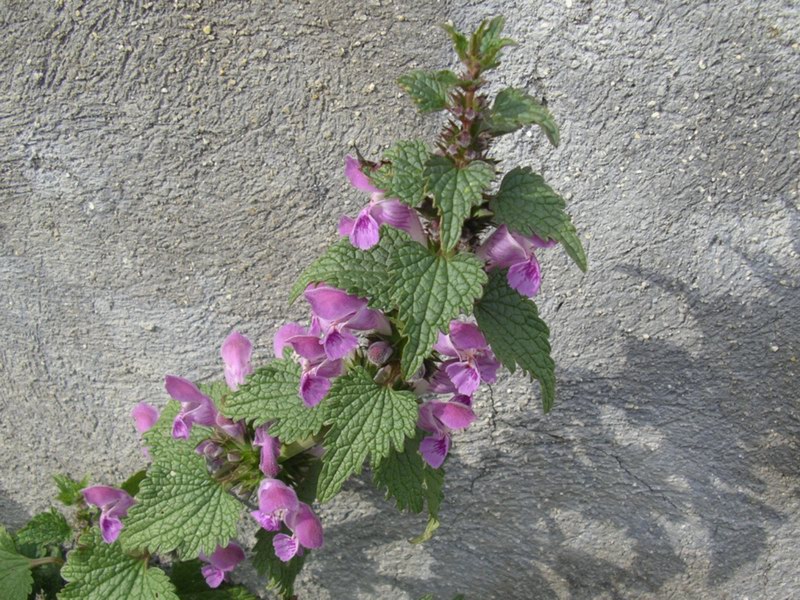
<box><xmin>366</xmin><ymin>341</ymin><xmax>393</xmax><ymax>366</ymax></box>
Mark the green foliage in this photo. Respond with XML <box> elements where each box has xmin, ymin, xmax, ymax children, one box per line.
<box><xmin>491</xmin><ymin>167</ymin><xmax>586</xmax><ymax>271</ymax></box>
<box><xmin>120</xmin><ymin>470</ymin><xmax>147</xmax><ymax>497</ymax></box>
<box><xmin>198</xmin><ymin>381</ymin><xmax>232</xmax><ymax>407</ymax></box>
<box><xmin>53</xmin><ymin>474</ymin><xmax>89</xmax><ymax>507</ymax></box>
<box><xmin>486</xmin><ymin>88</ymin><xmax>559</xmax><ymax>147</ymax></box>
<box><xmin>289</xmin><ymin>229</ymin><xmax>406</xmax><ymax>308</ymax></box>
<box><xmin>472</xmin><ymin>16</ymin><xmax>516</xmax><ymax>70</ymax></box>
<box><xmin>252</xmin><ymin>530</ymin><xmax>305</xmax><ymax>600</ymax></box>
<box><xmin>60</xmin><ymin>529</ymin><xmax>178</xmax><ymax>600</ymax></box>
<box><xmin>441</xmin><ymin>23</ymin><xmax>469</xmax><ymax>62</ymax></box>
<box><xmin>15</xmin><ymin>509</ymin><xmax>71</xmax><ymax>549</ymax></box>
<box><xmin>398</xmin><ymin>70</ymin><xmax>460</xmax><ymax>112</ymax></box>
<box><xmin>316</xmin><ymin>367</ymin><xmax>418</xmax><ymax>502</ymax></box>
<box><xmin>475</xmin><ymin>270</ymin><xmax>556</xmax><ymax>412</ymax></box>
<box><xmin>0</xmin><ymin>525</ymin><xmax>33</xmax><ymax>600</ymax></box>
<box><xmin>369</xmin><ymin>140</ymin><xmax>431</xmax><ymax>206</ymax></box>
<box><xmin>389</xmin><ymin>243</ymin><xmax>487</xmax><ymax>377</ymax></box>
<box><xmin>170</xmin><ymin>559</ymin><xmax>257</xmax><ymax>600</ymax></box>
<box><xmin>120</xmin><ymin>430</ymin><xmax>242</xmax><ymax>559</ymax></box>
<box><xmin>223</xmin><ymin>360</ymin><xmax>330</xmax><ymax>444</ymax></box>
<box><xmin>425</xmin><ymin>156</ymin><xmax>494</xmax><ymax>251</ymax></box>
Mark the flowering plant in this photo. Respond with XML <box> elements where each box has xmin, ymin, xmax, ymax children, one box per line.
<box><xmin>0</xmin><ymin>17</ymin><xmax>585</xmax><ymax>600</ymax></box>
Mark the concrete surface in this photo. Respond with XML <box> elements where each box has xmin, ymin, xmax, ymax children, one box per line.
<box><xmin>1</xmin><ymin>1</ymin><xmax>798</xmax><ymax>598</ymax></box>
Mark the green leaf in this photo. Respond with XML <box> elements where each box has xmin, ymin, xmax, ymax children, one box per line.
<box><xmin>491</xmin><ymin>167</ymin><xmax>586</xmax><ymax>271</ymax></box>
<box><xmin>144</xmin><ymin>401</ymin><xmax>212</xmax><ymax>456</ymax></box>
<box><xmin>120</xmin><ymin>434</ymin><xmax>243</xmax><ymax>559</ymax></box>
<box><xmin>170</xmin><ymin>559</ymin><xmax>257</xmax><ymax>600</ymax></box>
<box><xmin>197</xmin><ymin>381</ymin><xmax>231</xmax><ymax>407</ymax></box>
<box><xmin>373</xmin><ymin>431</ymin><xmax>441</xmax><ymax>515</ymax></box>
<box><xmin>0</xmin><ymin>525</ymin><xmax>33</xmax><ymax>600</ymax></box>
<box><xmin>369</xmin><ymin>140</ymin><xmax>430</xmax><ymax>206</ymax></box>
<box><xmin>410</xmin><ymin>514</ymin><xmax>441</xmax><ymax>545</ymax></box>
<box><xmin>474</xmin><ymin>270</ymin><xmax>556</xmax><ymax>412</ymax></box>
<box><xmin>317</xmin><ymin>367</ymin><xmax>418</xmax><ymax>502</ymax></box>
<box><xmin>252</xmin><ymin>529</ymin><xmax>305</xmax><ymax>600</ymax></box>
<box><xmin>389</xmin><ymin>243</ymin><xmax>487</xmax><ymax>376</ymax></box>
<box><xmin>425</xmin><ymin>156</ymin><xmax>494</xmax><ymax>251</ymax></box>
<box><xmin>223</xmin><ymin>360</ymin><xmax>330</xmax><ymax>444</ymax></box>
<box><xmin>289</xmin><ymin>228</ymin><xmax>408</xmax><ymax>307</ymax></box>
<box><xmin>60</xmin><ymin>529</ymin><xmax>178</xmax><ymax>600</ymax></box>
<box><xmin>441</xmin><ymin>23</ymin><xmax>468</xmax><ymax>61</ymax></box>
<box><xmin>474</xmin><ymin>16</ymin><xmax>516</xmax><ymax>70</ymax></box>
<box><xmin>53</xmin><ymin>474</ymin><xmax>90</xmax><ymax>507</ymax></box>
<box><xmin>15</xmin><ymin>509</ymin><xmax>71</xmax><ymax>548</ymax></box>
<box><xmin>120</xmin><ymin>470</ymin><xmax>147</xmax><ymax>497</ymax></box>
<box><xmin>486</xmin><ymin>88</ymin><xmax>559</xmax><ymax>146</ymax></box>
<box><xmin>398</xmin><ymin>70</ymin><xmax>459</xmax><ymax>112</ymax></box>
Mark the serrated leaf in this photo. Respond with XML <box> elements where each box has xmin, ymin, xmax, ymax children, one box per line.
<box><xmin>317</xmin><ymin>367</ymin><xmax>418</xmax><ymax>502</ymax></box>
<box><xmin>474</xmin><ymin>16</ymin><xmax>516</xmax><ymax>70</ymax></box>
<box><xmin>474</xmin><ymin>270</ymin><xmax>555</xmax><ymax>412</ymax></box>
<box><xmin>143</xmin><ymin>401</ymin><xmax>212</xmax><ymax>458</ymax></box>
<box><xmin>389</xmin><ymin>243</ymin><xmax>487</xmax><ymax>376</ymax></box>
<box><xmin>60</xmin><ymin>529</ymin><xmax>178</xmax><ymax>600</ymax></box>
<box><xmin>425</xmin><ymin>156</ymin><xmax>494</xmax><ymax>251</ymax></box>
<box><xmin>170</xmin><ymin>559</ymin><xmax>257</xmax><ymax>600</ymax></box>
<box><xmin>197</xmin><ymin>381</ymin><xmax>231</xmax><ymax>406</ymax></box>
<box><xmin>223</xmin><ymin>360</ymin><xmax>330</xmax><ymax>444</ymax></box>
<box><xmin>289</xmin><ymin>228</ymin><xmax>408</xmax><ymax>307</ymax></box>
<box><xmin>373</xmin><ymin>431</ymin><xmax>441</xmax><ymax>515</ymax></box>
<box><xmin>53</xmin><ymin>474</ymin><xmax>90</xmax><ymax>507</ymax></box>
<box><xmin>0</xmin><ymin>525</ymin><xmax>33</xmax><ymax>600</ymax></box>
<box><xmin>120</xmin><ymin>433</ymin><xmax>243</xmax><ymax>559</ymax></box>
<box><xmin>442</xmin><ymin>23</ymin><xmax>468</xmax><ymax>61</ymax></box>
<box><xmin>491</xmin><ymin>167</ymin><xmax>586</xmax><ymax>271</ymax></box>
<box><xmin>369</xmin><ymin>140</ymin><xmax>430</xmax><ymax>206</ymax></box>
<box><xmin>486</xmin><ymin>88</ymin><xmax>559</xmax><ymax>146</ymax></box>
<box><xmin>252</xmin><ymin>529</ymin><xmax>305</xmax><ymax>600</ymax></box>
<box><xmin>398</xmin><ymin>70</ymin><xmax>459</xmax><ymax>112</ymax></box>
<box><xmin>15</xmin><ymin>509</ymin><xmax>71</xmax><ymax>548</ymax></box>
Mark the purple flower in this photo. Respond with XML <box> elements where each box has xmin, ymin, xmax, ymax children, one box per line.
<box><xmin>431</xmin><ymin>321</ymin><xmax>500</xmax><ymax>396</ymax></box>
<box><xmin>254</xmin><ymin>425</ymin><xmax>281</xmax><ymax>477</ymax></box>
<box><xmin>338</xmin><ymin>155</ymin><xmax>427</xmax><ymax>249</ymax></box>
<box><xmin>165</xmin><ymin>376</ymin><xmax>219</xmax><ymax>440</ymax></box>
<box><xmin>418</xmin><ymin>395</ymin><xmax>476</xmax><ymax>468</ymax></box>
<box><xmin>131</xmin><ymin>402</ymin><xmax>159</xmax><ymax>434</ymax></box>
<box><xmin>199</xmin><ymin>542</ymin><xmax>245</xmax><ymax>588</ymax></box>
<box><xmin>273</xmin><ymin>502</ymin><xmax>324</xmax><ymax>562</ymax></box>
<box><xmin>221</xmin><ymin>331</ymin><xmax>253</xmax><ymax>391</ymax></box>
<box><xmin>250</xmin><ymin>478</ymin><xmax>299</xmax><ymax>532</ymax></box>
<box><xmin>477</xmin><ymin>225</ymin><xmax>556</xmax><ymax>297</ymax></box>
<box><xmin>82</xmin><ymin>485</ymin><xmax>135</xmax><ymax>543</ymax></box>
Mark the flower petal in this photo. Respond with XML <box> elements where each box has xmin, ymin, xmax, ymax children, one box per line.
<box><xmin>273</xmin><ymin>323</ymin><xmax>307</xmax><ymax>358</ymax></box>
<box><xmin>418</xmin><ymin>402</ymin><xmax>444</xmax><ymax>434</ymax></box>
<box><xmin>420</xmin><ymin>434</ymin><xmax>450</xmax><ymax>469</ymax></box>
<box><xmin>344</xmin><ymin>307</ymin><xmax>391</xmax><ymax>335</ymax></box>
<box><xmin>286</xmin><ymin>503</ymin><xmax>323</xmax><ymax>550</ymax></box>
<box><xmin>448</xmin><ymin>321</ymin><xmax>488</xmax><ymax>352</ymax></box>
<box><xmin>207</xmin><ymin>543</ymin><xmax>246</xmax><ymax>571</ymax></box>
<box><xmin>299</xmin><ymin>373</ymin><xmax>332</xmax><ymax>407</ymax></box>
<box><xmin>221</xmin><ymin>331</ymin><xmax>253</xmax><ymax>391</ymax></box>
<box><xmin>256</xmin><ymin>479</ymin><xmax>299</xmax><ymax>515</ymax></box>
<box><xmin>250</xmin><ymin>510</ymin><xmax>281</xmax><ymax>531</ymax></box>
<box><xmin>338</xmin><ymin>215</ymin><xmax>355</xmax><ymax>237</ymax></box>
<box><xmin>273</xmin><ymin>534</ymin><xmax>300</xmax><ymax>562</ymax></box>
<box><xmin>254</xmin><ymin>426</ymin><xmax>281</xmax><ymax>477</ymax></box>
<box><xmin>131</xmin><ymin>402</ymin><xmax>159</xmax><ymax>434</ymax></box>
<box><xmin>433</xmin><ymin>331</ymin><xmax>458</xmax><ymax>357</ymax></box>
<box><xmin>82</xmin><ymin>485</ymin><xmax>130</xmax><ymax>509</ymax></box>
<box><xmin>432</xmin><ymin>401</ymin><xmax>476</xmax><ymax>430</ymax></box>
<box><xmin>287</xmin><ymin>335</ymin><xmax>326</xmax><ymax>363</ymax></box>
<box><xmin>507</xmin><ymin>256</ymin><xmax>542</xmax><ymax>297</ymax></box>
<box><xmin>201</xmin><ymin>565</ymin><xmax>225</xmax><ymax>588</ymax></box>
<box><xmin>372</xmin><ymin>200</ymin><xmax>427</xmax><ymax>245</ymax></box>
<box><xmin>477</xmin><ymin>225</ymin><xmax>529</xmax><ymax>268</ymax></box>
<box><xmin>344</xmin><ymin>155</ymin><xmax>380</xmax><ymax>193</ymax></box>
<box><xmin>322</xmin><ymin>327</ymin><xmax>360</xmax><ymax>360</ymax></box>
<box><xmin>164</xmin><ymin>376</ymin><xmax>209</xmax><ymax>405</ymax></box>
<box><xmin>304</xmin><ymin>285</ymin><xmax>367</xmax><ymax>323</ymax></box>
<box><xmin>445</xmin><ymin>361</ymin><xmax>482</xmax><ymax>396</ymax></box>
<box><xmin>476</xmin><ymin>354</ymin><xmax>500</xmax><ymax>383</ymax></box>
<box><xmin>350</xmin><ymin>209</ymin><xmax>380</xmax><ymax>250</ymax></box>
<box><xmin>99</xmin><ymin>514</ymin><xmax>124</xmax><ymax>544</ymax></box>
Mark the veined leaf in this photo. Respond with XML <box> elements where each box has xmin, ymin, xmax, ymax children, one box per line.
<box><xmin>0</xmin><ymin>526</ymin><xmax>32</xmax><ymax>600</ymax></box>
<box><xmin>491</xmin><ymin>167</ymin><xmax>586</xmax><ymax>271</ymax></box>
<box><xmin>60</xmin><ymin>529</ymin><xmax>178</xmax><ymax>600</ymax></box>
<box><xmin>223</xmin><ymin>359</ymin><xmax>331</xmax><ymax>444</ymax></box>
<box><xmin>170</xmin><ymin>559</ymin><xmax>258</xmax><ymax>600</ymax></box>
<box><xmin>15</xmin><ymin>509</ymin><xmax>71</xmax><ymax>548</ymax></box>
<box><xmin>398</xmin><ymin>70</ymin><xmax>459</xmax><ymax>112</ymax></box>
<box><xmin>369</xmin><ymin>140</ymin><xmax>430</xmax><ymax>206</ymax></box>
<box><xmin>317</xmin><ymin>367</ymin><xmax>418</xmax><ymax>502</ymax></box>
<box><xmin>486</xmin><ymin>88</ymin><xmax>559</xmax><ymax>147</ymax></box>
<box><xmin>425</xmin><ymin>156</ymin><xmax>494</xmax><ymax>251</ymax></box>
<box><xmin>475</xmin><ymin>270</ymin><xmax>555</xmax><ymax>412</ymax></box>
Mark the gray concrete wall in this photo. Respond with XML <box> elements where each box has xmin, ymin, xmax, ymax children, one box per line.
<box><xmin>1</xmin><ymin>1</ymin><xmax>798</xmax><ymax>598</ymax></box>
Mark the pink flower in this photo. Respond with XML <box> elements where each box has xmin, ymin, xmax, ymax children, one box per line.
<box><xmin>82</xmin><ymin>485</ymin><xmax>135</xmax><ymax>543</ymax></box>
<box><xmin>477</xmin><ymin>225</ymin><xmax>556</xmax><ymax>297</ymax></box>
<box><xmin>199</xmin><ymin>543</ymin><xmax>245</xmax><ymax>588</ymax></box>
<box><xmin>417</xmin><ymin>395</ymin><xmax>476</xmax><ymax>468</ymax></box>
<box><xmin>431</xmin><ymin>321</ymin><xmax>500</xmax><ymax>396</ymax></box>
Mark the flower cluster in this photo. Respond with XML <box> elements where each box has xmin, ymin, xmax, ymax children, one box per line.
<box><xmin>275</xmin><ymin>284</ymin><xmax>392</xmax><ymax>407</ymax></box>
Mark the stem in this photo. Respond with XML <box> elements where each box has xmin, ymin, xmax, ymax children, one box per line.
<box><xmin>29</xmin><ymin>556</ymin><xmax>64</xmax><ymax>568</ymax></box>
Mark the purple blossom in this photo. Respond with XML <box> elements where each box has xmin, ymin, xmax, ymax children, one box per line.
<box><xmin>131</xmin><ymin>402</ymin><xmax>159</xmax><ymax>434</ymax></box>
<box><xmin>221</xmin><ymin>331</ymin><xmax>253</xmax><ymax>391</ymax></box>
<box><xmin>250</xmin><ymin>478</ymin><xmax>299</xmax><ymax>532</ymax></box>
<box><xmin>199</xmin><ymin>542</ymin><xmax>245</xmax><ymax>588</ymax></box>
<box><xmin>82</xmin><ymin>485</ymin><xmax>135</xmax><ymax>543</ymax></box>
<box><xmin>431</xmin><ymin>321</ymin><xmax>500</xmax><ymax>396</ymax></box>
<box><xmin>165</xmin><ymin>376</ymin><xmax>219</xmax><ymax>440</ymax></box>
<box><xmin>418</xmin><ymin>395</ymin><xmax>476</xmax><ymax>468</ymax></box>
<box><xmin>338</xmin><ymin>155</ymin><xmax>427</xmax><ymax>249</ymax></box>
<box><xmin>273</xmin><ymin>502</ymin><xmax>324</xmax><ymax>562</ymax></box>
<box><xmin>477</xmin><ymin>225</ymin><xmax>556</xmax><ymax>297</ymax></box>
<box><xmin>254</xmin><ymin>425</ymin><xmax>281</xmax><ymax>477</ymax></box>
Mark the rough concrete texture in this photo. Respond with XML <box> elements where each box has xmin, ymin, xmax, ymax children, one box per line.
<box><xmin>1</xmin><ymin>0</ymin><xmax>798</xmax><ymax>598</ymax></box>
